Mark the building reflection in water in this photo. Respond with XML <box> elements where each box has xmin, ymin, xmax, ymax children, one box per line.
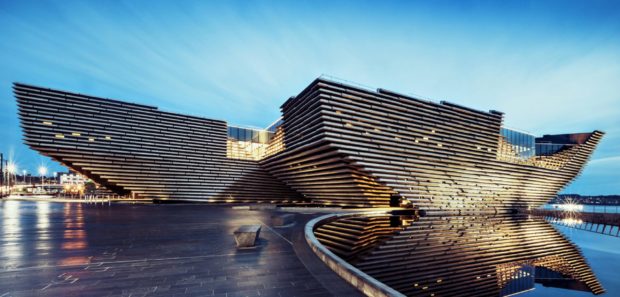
<box><xmin>314</xmin><ymin>214</ymin><xmax>605</xmax><ymax>297</ymax></box>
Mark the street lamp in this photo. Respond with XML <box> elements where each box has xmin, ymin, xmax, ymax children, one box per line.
<box><xmin>38</xmin><ymin>166</ymin><xmax>47</xmax><ymax>191</ymax></box>
<box><xmin>7</xmin><ymin>162</ymin><xmax>16</xmax><ymax>194</ymax></box>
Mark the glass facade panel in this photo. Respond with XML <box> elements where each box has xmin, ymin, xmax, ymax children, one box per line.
<box><xmin>500</xmin><ymin>128</ymin><xmax>535</xmax><ymax>159</ymax></box>
<box><xmin>226</xmin><ymin>124</ymin><xmax>278</xmax><ymax>160</ymax></box>
<box><xmin>535</xmin><ymin>143</ymin><xmax>567</xmax><ymax>156</ymax></box>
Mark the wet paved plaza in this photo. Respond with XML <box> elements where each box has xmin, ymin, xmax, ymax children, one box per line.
<box><xmin>0</xmin><ymin>200</ymin><xmax>360</xmax><ymax>297</ymax></box>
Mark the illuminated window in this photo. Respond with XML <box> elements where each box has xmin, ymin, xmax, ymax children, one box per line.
<box><xmin>345</xmin><ymin>123</ymin><xmax>353</xmax><ymax>128</ymax></box>
<box><xmin>423</xmin><ymin>137</ymin><xmax>429</xmax><ymax>140</ymax></box>
<box><xmin>437</xmin><ymin>143</ymin><xmax>443</xmax><ymax>147</ymax></box>
<box><xmin>88</xmin><ymin>138</ymin><xmax>95</xmax><ymax>142</ymax></box>
<box><xmin>335</xmin><ymin>110</ymin><xmax>342</xmax><ymax>114</ymax></box>
<box><xmin>72</xmin><ymin>132</ymin><xmax>81</xmax><ymax>136</ymax></box>
<box><xmin>105</xmin><ymin>136</ymin><xmax>112</xmax><ymax>140</ymax></box>
<box><xmin>43</xmin><ymin>121</ymin><xmax>53</xmax><ymax>125</ymax></box>
<box><xmin>431</xmin><ymin>129</ymin><xmax>436</xmax><ymax>133</ymax></box>
<box><xmin>55</xmin><ymin>134</ymin><xmax>64</xmax><ymax>139</ymax></box>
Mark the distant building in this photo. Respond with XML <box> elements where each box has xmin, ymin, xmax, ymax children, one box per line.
<box><xmin>60</xmin><ymin>173</ymin><xmax>89</xmax><ymax>185</ymax></box>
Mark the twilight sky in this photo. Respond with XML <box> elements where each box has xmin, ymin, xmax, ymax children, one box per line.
<box><xmin>0</xmin><ymin>0</ymin><xmax>618</xmax><ymax>194</ymax></box>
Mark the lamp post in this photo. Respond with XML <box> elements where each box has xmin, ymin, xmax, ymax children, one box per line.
<box><xmin>38</xmin><ymin>166</ymin><xmax>47</xmax><ymax>193</ymax></box>
<box><xmin>7</xmin><ymin>162</ymin><xmax>16</xmax><ymax>195</ymax></box>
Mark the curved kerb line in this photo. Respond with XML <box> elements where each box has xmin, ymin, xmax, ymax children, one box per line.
<box><xmin>305</xmin><ymin>211</ymin><xmax>406</xmax><ymax>297</ymax></box>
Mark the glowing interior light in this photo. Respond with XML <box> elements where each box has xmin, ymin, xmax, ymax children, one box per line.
<box><xmin>55</xmin><ymin>134</ymin><xmax>65</xmax><ymax>138</ymax></box>
<box><xmin>42</xmin><ymin>121</ymin><xmax>53</xmax><ymax>125</ymax></box>
<box><xmin>72</xmin><ymin>132</ymin><xmax>81</xmax><ymax>136</ymax></box>
<box><xmin>105</xmin><ymin>136</ymin><xmax>112</xmax><ymax>140</ymax></box>
<box><xmin>88</xmin><ymin>138</ymin><xmax>95</xmax><ymax>142</ymax></box>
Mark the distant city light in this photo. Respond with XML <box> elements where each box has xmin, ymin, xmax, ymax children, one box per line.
<box><xmin>557</xmin><ymin>197</ymin><xmax>584</xmax><ymax>213</ymax></box>
<box><xmin>558</xmin><ymin>203</ymin><xmax>583</xmax><ymax>212</ymax></box>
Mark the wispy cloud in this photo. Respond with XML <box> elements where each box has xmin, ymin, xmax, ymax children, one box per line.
<box><xmin>1</xmin><ymin>0</ymin><xmax>619</xmax><ymax>193</ymax></box>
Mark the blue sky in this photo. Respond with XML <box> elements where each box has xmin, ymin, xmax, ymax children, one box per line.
<box><xmin>0</xmin><ymin>0</ymin><xmax>618</xmax><ymax>194</ymax></box>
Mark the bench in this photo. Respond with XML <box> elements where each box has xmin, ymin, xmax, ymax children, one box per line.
<box><xmin>271</xmin><ymin>213</ymin><xmax>295</xmax><ymax>227</ymax></box>
<box><xmin>234</xmin><ymin>225</ymin><xmax>261</xmax><ymax>248</ymax></box>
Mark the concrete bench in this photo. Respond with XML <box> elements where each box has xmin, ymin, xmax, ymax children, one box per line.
<box><xmin>271</xmin><ymin>213</ymin><xmax>295</xmax><ymax>227</ymax></box>
<box><xmin>234</xmin><ymin>225</ymin><xmax>261</xmax><ymax>248</ymax></box>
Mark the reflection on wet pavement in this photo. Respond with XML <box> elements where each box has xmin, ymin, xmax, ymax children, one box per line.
<box><xmin>0</xmin><ymin>200</ymin><xmax>339</xmax><ymax>296</ymax></box>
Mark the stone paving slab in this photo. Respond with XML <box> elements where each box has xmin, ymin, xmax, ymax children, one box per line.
<box><xmin>0</xmin><ymin>200</ymin><xmax>362</xmax><ymax>297</ymax></box>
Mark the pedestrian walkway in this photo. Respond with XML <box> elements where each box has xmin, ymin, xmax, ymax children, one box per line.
<box><xmin>0</xmin><ymin>200</ymin><xmax>362</xmax><ymax>297</ymax></box>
